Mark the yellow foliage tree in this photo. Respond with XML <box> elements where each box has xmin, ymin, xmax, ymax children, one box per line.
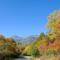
<box><xmin>47</xmin><ymin>10</ymin><xmax>60</xmax><ymax>42</ymax></box>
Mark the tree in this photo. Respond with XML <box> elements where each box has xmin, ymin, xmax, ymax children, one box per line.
<box><xmin>31</xmin><ymin>47</ymin><xmax>40</xmax><ymax>57</ymax></box>
<box><xmin>47</xmin><ymin>10</ymin><xmax>60</xmax><ymax>42</ymax></box>
<box><xmin>39</xmin><ymin>33</ymin><xmax>46</xmax><ymax>40</ymax></box>
<box><xmin>35</xmin><ymin>33</ymin><xmax>48</xmax><ymax>48</ymax></box>
<box><xmin>46</xmin><ymin>10</ymin><xmax>60</xmax><ymax>55</ymax></box>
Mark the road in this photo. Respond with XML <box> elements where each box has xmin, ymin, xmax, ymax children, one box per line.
<box><xmin>14</xmin><ymin>56</ymin><xmax>32</xmax><ymax>60</ymax></box>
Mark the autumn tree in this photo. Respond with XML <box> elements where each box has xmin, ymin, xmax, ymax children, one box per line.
<box><xmin>46</xmin><ymin>10</ymin><xmax>60</xmax><ymax>55</ymax></box>
<box><xmin>47</xmin><ymin>10</ymin><xmax>60</xmax><ymax>42</ymax></box>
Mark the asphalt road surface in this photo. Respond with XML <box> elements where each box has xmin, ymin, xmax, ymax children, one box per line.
<box><xmin>14</xmin><ymin>56</ymin><xmax>32</xmax><ymax>60</ymax></box>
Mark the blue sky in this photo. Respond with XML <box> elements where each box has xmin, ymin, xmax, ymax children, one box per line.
<box><xmin>0</xmin><ymin>0</ymin><xmax>60</xmax><ymax>37</ymax></box>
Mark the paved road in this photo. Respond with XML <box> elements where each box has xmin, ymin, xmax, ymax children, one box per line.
<box><xmin>14</xmin><ymin>56</ymin><xmax>32</xmax><ymax>60</ymax></box>
<box><xmin>15</xmin><ymin>58</ymin><xmax>31</xmax><ymax>60</ymax></box>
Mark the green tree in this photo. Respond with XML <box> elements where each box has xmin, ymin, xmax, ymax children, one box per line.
<box><xmin>31</xmin><ymin>47</ymin><xmax>40</xmax><ymax>57</ymax></box>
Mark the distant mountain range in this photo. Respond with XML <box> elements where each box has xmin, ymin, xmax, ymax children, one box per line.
<box><xmin>11</xmin><ymin>35</ymin><xmax>38</xmax><ymax>44</ymax></box>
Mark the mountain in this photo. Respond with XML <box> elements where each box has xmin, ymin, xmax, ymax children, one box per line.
<box><xmin>10</xmin><ymin>35</ymin><xmax>38</xmax><ymax>44</ymax></box>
